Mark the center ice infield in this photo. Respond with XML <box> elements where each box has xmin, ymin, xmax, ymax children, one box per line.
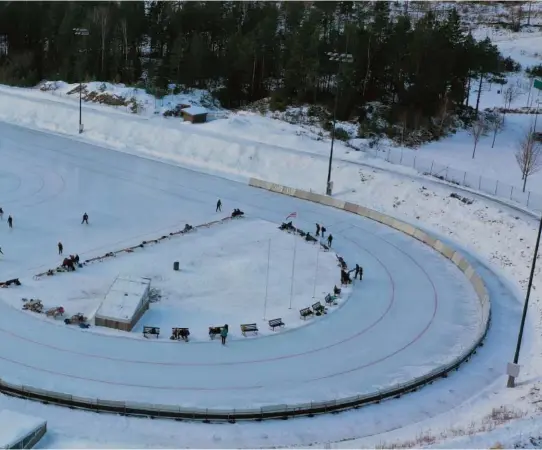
<box><xmin>4</xmin><ymin>219</ymin><xmax>342</xmax><ymax>341</ymax></box>
<box><xmin>0</xmin><ymin>122</ymin><xmax>484</xmax><ymax>411</ymax></box>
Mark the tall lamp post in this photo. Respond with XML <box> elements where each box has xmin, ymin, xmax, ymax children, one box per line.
<box><xmin>325</xmin><ymin>52</ymin><xmax>353</xmax><ymax>196</ymax></box>
<box><xmin>73</xmin><ymin>28</ymin><xmax>89</xmax><ymax>134</ymax></box>
<box><xmin>507</xmin><ymin>213</ymin><xmax>542</xmax><ymax>387</ymax></box>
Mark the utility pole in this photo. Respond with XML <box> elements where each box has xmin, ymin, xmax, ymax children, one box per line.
<box><xmin>507</xmin><ymin>212</ymin><xmax>542</xmax><ymax>387</ymax></box>
<box><xmin>325</xmin><ymin>52</ymin><xmax>353</xmax><ymax>196</ymax></box>
<box><xmin>73</xmin><ymin>28</ymin><xmax>89</xmax><ymax>134</ymax></box>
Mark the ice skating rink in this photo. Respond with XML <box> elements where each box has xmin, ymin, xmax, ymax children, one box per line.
<box><xmin>0</xmin><ymin>122</ymin><xmax>502</xmax><ymax>410</ymax></box>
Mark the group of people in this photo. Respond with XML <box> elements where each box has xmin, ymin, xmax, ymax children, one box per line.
<box><xmin>62</xmin><ymin>254</ymin><xmax>80</xmax><ymax>272</ymax></box>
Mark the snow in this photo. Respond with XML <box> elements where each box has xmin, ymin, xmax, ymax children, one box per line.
<box><xmin>181</xmin><ymin>105</ymin><xmax>208</xmax><ymax>116</ymax></box>
<box><xmin>1</xmin><ymin>21</ymin><xmax>542</xmax><ymax>449</ymax></box>
<box><xmin>96</xmin><ymin>276</ymin><xmax>150</xmax><ymax>324</ymax></box>
<box><xmin>0</xmin><ymin>409</ymin><xmax>45</xmax><ymax>448</ymax></box>
<box><xmin>0</xmin><ymin>121</ymin><xmax>490</xmax><ymax>427</ymax></box>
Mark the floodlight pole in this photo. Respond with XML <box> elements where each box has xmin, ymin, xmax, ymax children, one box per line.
<box><xmin>73</xmin><ymin>28</ymin><xmax>89</xmax><ymax>134</ymax></box>
<box><xmin>507</xmin><ymin>213</ymin><xmax>542</xmax><ymax>387</ymax></box>
<box><xmin>325</xmin><ymin>52</ymin><xmax>353</xmax><ymax>196</ymax></box>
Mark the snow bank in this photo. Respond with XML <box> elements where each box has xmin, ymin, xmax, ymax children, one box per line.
<box><xmin>0</xmin><ymin>87</ymin><xmax>331</xmax><ymax>188</ymax></box>
<box><xmin>0</xmin><ymin>409</ymin><xmax>46</xmax><ymax>448</ymax></box>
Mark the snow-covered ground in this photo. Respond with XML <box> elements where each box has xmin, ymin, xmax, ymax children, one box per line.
<box><xmin>1</xmin><ymin>19</ymin><xmax>542</xmax><ymax>449</ymax></box>
<box><xmin>0</xmin><ymin>121</ymin><xmax>490</xmax><ymax>434</ymax></box>
<box><xmin>3</xmin><ymin>218</ymin><xmax>341</xmax><ymax>341</ymax></box>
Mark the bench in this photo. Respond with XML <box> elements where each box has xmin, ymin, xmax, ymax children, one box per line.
<box><xmin>143</xmin><ymin>326</ymin><xmax>160</xmax><ymax>338</ymax></box>
<box><xmin>269</xmin><ymin>318</ymin><xmax>285</xmax><ymax>331</ymax></box>
<box><xmin>209</xmin><ymin>326</ymin><xmax>225</xmax><ymax>339</ymax></box>
<box><xmin>300</xmin><ymin>307</ymin><xmax>314</xmax><ymax>320</ymax></box>
<box><xmin>240</xmin><ymin>323</ymin><xmax>259</xmax><ymax>336</ymax></box>
<box><xmin>170</xmin><ymin>327</ymin><xmax>190</xmax><ymax>342</ymax></box>
<box><xmin>312</xmin><ymin>302</ymin><xmax>326</xmax><ymax>315</ymax></box>
<box><xmin>325</xmin><ymin>294</ymin><xmax>338</xmax><ymax>306</ymax></box>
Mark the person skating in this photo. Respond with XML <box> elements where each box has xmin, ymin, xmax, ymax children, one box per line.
<box><xmin>327</xmin><ymin>233</ymin><xmax>333</xmax><ymax>247</ymax></box>
<box><xmin>0</xmin><ymin>207</ymin><xmax>3</xmax><ymax>220</ymax></box>
<box><xmin>81</xmin><ymin>213</ymin><xmax>89</xmax><ymax>225</ymax></box>
<box><xmin>354</xmin><ymin>264</ymin><xmax>360</xmax><ymax>280</ymax></box>
<box><xmin>58</xmin><ymin>242</ymin><xmax>63</xmax><ymax>255</ymax></box>
<box><xmin>7</xmin><ymin>215</ymin><xmax>12</xmax><ymax>229</ymax></box>
<box><xmin>220</xmin><ymin>324</ymin><xmax>229</xmax><ymax>345</ymax></box>
<box><xmin>216</xmin><ymin>199</ymin><xmax>222</xmax><ymax>212</ymax></box>
<box><xmin>358</xmin><ymin>265</ymin><xmax>363</xmax><ymax>280</ymax></box>
<box><xmin>321</xmin><ymin>226</ymin><xmax>326</xmax><ymax>238</ymax></box>
<box><xmin>315</xmin><ymin>223</ymin><xmax>321</xmax><ymax>237</ymax></box>
<box><xmin>0</xmin><ymin>247</ymin><xmax>3</xmax><ymax>255</ymax></box>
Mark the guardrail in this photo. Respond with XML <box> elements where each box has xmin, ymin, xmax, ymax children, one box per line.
<box><xmin>0</xmin><ymin>181</ymin><xmax>491</xmax><ymax>422</ymax></box>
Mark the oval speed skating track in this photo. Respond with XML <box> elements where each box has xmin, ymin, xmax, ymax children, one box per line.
<box><xmin>0</xmin><ymin>122</ymin><xmax>488</xmax><ymax>412</ymax></box>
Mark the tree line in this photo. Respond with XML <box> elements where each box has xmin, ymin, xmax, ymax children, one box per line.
<box><xmin>0</xmin><ymin>1</ymin><xmax>510</xmax><ymax>137</ymax></box>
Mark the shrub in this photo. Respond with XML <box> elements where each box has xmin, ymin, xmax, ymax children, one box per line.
<box><xmin>527</xmin><ymin>64</ymin><xmax>542</xmax><ymax>78</ymax></box>
<box><xmin>333</xmin><ymin>127</ymin><xmax>350</xmax><ymax>141</ymax></box>
<box><xmin>500</xmin><ymin>56</ymin><xmax>521</xmax><ymax>72</ymax></box>
<box><xmin>269</xmin><ymin>90</ymin><xmax>288</xmax><ymax>112</ymax></box>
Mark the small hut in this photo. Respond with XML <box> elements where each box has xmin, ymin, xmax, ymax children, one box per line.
<box><xmin>181</xmin><ymin>106</ymin><xmax>208</xmax><ymax>124</ymax></box>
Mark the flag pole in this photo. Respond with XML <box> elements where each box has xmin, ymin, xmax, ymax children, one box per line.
<box><xmin>289</xmin><ymin>234</ymin><xmax>297</xmax><ymax>309</ymax></box>
<box><xmin>263</xmin><ymin>239</ymin><xmax>271</xmax><ymax>320</ymax></box>
<box><xmin>312</xmin><ymin>246</ymin><xmax>320</xmax><ymax>298</ymax></box>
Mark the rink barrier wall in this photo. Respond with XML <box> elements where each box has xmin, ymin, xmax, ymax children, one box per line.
<box><xmin>0</xmin><ymin>180</ymin><xmax>490</xmax><ymax>423</ymax></box>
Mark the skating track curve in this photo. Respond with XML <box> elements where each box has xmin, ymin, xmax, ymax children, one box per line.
<box><xmin>0</xmin><ymin>122</ymin><xmax>509</xmax><ymax>414</ymax></box>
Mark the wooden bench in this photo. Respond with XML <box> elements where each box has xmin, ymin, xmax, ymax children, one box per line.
<box><xmin>300</xmin><ymin>307</ymin><xmax>314</xmax><ymax>320</ymax></box>
<box><xmin>269</xmin><ymin>318</ymin><xmax>285</xmax><ymax>331</ymax></box>
<box><xmin>143</xmin><ymin>326</ymin><xmax>160</xmax><ymax>338</ymax></box>
<box><xmin>240</xmin><ymin>323</ymin><xmax>258</xmax><ymax>336</ymax></box>
<box><xmin>325</xmin><ymin>294</ymin><xmax>337</xmax><ymax>306</ymax></box>
<box><xmin>312</xmin><ymin>302</ymin><xmax>326</xmax><ymax>315</ymax></box>
<box><xmin>170</xmin><ymin>327</ymin><xmax>190</xmax><ymax>342</ymax></box>
<box><xmin>209</xmin><ymin>326</ymin><xmax>225</xmax><ymax>339</ymax></box>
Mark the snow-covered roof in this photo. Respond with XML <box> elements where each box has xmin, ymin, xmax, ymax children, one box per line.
<box><xmin>0</xmin><ymin>410</ymin><xmax>46</xmax><ymax>447</ymax></box>
<box><xmin>181</xmin><ymin>105</ymin><xmax>208</xmax><ymax>116</ymax></box>
<box><xmin>96</xmin><ymin>276</ymin><xmax>150</xmax><ymax>323</ymax></box>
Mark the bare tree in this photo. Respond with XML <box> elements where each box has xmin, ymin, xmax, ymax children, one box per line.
<box><xmin>515</xmin><ymin>128</ymin><xmax>542</xmax><ymax>192</ymax></box>
<box><xmin>470</xmin><ymin>116</ymin><xmax>488</xmax><ymax>159</ymax></box>
<box><xmin>486</xmin><ymin>111</ymin><xmax>504</xmax><ymax>148</ymax></box>
<box><xmin>503</xmin><ymin>84</ymin><xmax>522</xmax><ymax>110</ymax></box>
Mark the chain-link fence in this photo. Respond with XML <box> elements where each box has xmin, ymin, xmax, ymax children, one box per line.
<box><xmin>361</xmin><ymin>145</ymin><xmax>542</xmax><ymax>213</ymax></box>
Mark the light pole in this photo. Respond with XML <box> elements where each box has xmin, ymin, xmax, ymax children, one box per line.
<box><xmin>325</xmin><ymin>52</ymin><xmax>353</xmax><ymax>196</ymax></box>
<box><xmin>507</xmin><ymin>213</ymin><xmax>542</xmax><ymax>387</ymax></box>
<box><xmin>73</xmin><ymin>28</ymin><xmax>89</xmax><ymax>134</ymax></box>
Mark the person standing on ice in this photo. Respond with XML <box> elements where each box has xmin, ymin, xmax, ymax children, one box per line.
<box><xmin>354</xmin><ymin>264</ymin><xmax>363</xmax><ymax>280</ymax></box>
<box><xmin>7</xmin><ymin>215</ymin><xmax>12</xmax><ymax>229</ymax></box>
<box><xmin>321</xmin><ymin>226</ymin><xmax>326</xmax><ymax>238</ymax></box>
<box><xmin>0</xmin><ymin>207</ymin><xmax>3</xmax><ymax>220</ymax></box>
<box><xmin>327</xmin><ymin>233</ymin><xmax>333</xmax><ymax>247</ymax></box>
<box><xmin>81</xmin><ymin>213</ymin><xmax>89</xmax><ymax>225</ymax></box>
<box><xmin>216</xmin><ymin>199</ymin><xmax>222</xmax><ymax>212</ymax></box>
<box><xmin>220</xmin><ymin>324</ymin><xmax>228</xmax><ymax>345</ymax></box>
<box><xmin>58</xmin><ymin>242</ymin><xmax>63</xmax><ymax>255</ymax></box>
<box><xmin>0</xmin><ymin>247</ymin><xmax>3</xmax><ymax>255</ymax></box>
<box><xmin>315</xmin><ymin>223</ymin><xmax>321</xmax><ymax>236</ymax></box>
